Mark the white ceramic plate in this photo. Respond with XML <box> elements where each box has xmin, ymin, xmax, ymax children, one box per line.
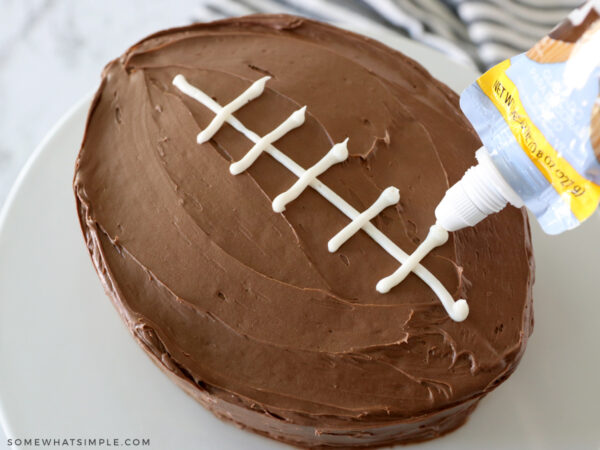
<box><xmin>1</xmin><ymin>32</ymin><xmax>599</xmax><ymax>450</ymax></box>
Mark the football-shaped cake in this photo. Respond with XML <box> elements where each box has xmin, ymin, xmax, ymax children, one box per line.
<box><xmin>74</xmin><ymin>14</ymin><xmax>534</xmax><ymax>448</ymax></box>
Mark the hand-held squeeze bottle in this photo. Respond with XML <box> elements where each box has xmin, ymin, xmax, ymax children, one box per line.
<box><xmin>436</xmin><ymin>0</ymin><xmax>600</xmax><ymax>234</ymax></box>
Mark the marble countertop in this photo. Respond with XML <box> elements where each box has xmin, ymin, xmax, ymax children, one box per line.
<box><xmin>1</xmin><ymin>1</ymin><xmax>224</xmax><ymax>446</ymax></box>
<box><xmin>0</xmin><ymin>0</ymin><xmax>226</xmax><ymax>210</ymax></box>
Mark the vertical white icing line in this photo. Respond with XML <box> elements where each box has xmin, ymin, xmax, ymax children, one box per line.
<box><xmin>376</xmin><ymin>224</ymin><xmax>447</xmax><ymax>293</ymax></box>
<box><xmin>229</xmin><ymin>106</ymin><xmax>306</xmax><ymax>175</ymax></box>
<box><xmin>327</xmin><ymin>187</ymin><xmax>400</xmax><ymax>253</ymax></box>
<box><xmin>272</xmin><ymin>139</ymin><xmax>349</xmax><ymax>213</ymax></box>
<box><xmin>173</xmin><ymin>75</ymin><xmax>469</xmax><ymax>322</ymax></box>
<box><xmin>195</xmin><ymin>76</ymin><xmax>270</xmax><ymax>143</ymax></box>
<box><xmin>376</xmin><ymin>224</ymin><xmax>468</xmax><ymax>322</ymax></box>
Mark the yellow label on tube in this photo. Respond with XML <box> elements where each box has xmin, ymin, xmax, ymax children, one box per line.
<box><xmin>477</xmin><ymin>59</ymin><xmax>600</xmax><ymax>222</ymax></box>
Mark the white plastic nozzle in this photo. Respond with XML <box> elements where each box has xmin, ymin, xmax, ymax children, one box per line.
<box><xmin>435</xmin><ymin>147</ymin><xmax>524</xmax><ymax>232</ymax></box>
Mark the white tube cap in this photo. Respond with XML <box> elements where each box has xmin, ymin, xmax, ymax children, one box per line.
<box><xmin>435</xmin><ymin>147</ymin><xmax>524</xmax><ymax>232</ymax></box>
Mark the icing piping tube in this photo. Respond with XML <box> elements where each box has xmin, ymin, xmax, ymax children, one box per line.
<box><xmin>436</xmin><ymin>0</ymin><xmax>600</xmax><ymax>235</ymax></box>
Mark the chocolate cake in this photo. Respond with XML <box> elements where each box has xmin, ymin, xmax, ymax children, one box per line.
<box><xmin>73</xmin><ymin>15</ymin><xmax>534</xmax><ymax>448</ymax></box>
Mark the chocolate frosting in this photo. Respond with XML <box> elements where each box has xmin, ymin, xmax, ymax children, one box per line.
<box><xmin>74</xmin><ymin>15</ymin><xmax>534</xmax><ymax>448</ymax></box>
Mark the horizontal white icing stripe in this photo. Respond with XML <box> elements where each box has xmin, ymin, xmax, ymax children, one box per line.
<box><xmin>195</xmin><ymin>75</ymin><xmax>270</xmax><ymax>144</ymax></box>
<box><xmin>376</xmin><ymin>224</ymin><xmax>447</xmax><ymax>292</ymax></box>
<box><xmin>173</xmin><ymin>74</ymin><xmax>469</xmax><ymax>322</ymax></box>
<box><xmin>327</xmin><ymin>186</ymin><xmax>400</xmax><ymax>253</ymax></box>
<box><xmin>376</xmin><ymin>224</ymin><xmax>468</xmax><ymax>321</ymax></box>
<box><xmin>230</xmin><ymin>106</ymin><xmax>306</xmax><ymax>175</ymax></box>
<box><xmin>272</xmin><ymin>139</ymin><xmax>349</xmax><ymax>213</ymax></box>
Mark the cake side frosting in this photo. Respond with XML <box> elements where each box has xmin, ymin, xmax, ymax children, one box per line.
<box><xmin>74</xmin><ymin>14</ymin><xmax>534</xmax><ymax>448</ymax></box>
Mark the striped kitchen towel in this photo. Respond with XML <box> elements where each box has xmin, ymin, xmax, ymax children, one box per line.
<box><xmin>193</xmin><ymin>0</ymin><xmax>582</xmax><ymax>70</ymax></box>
